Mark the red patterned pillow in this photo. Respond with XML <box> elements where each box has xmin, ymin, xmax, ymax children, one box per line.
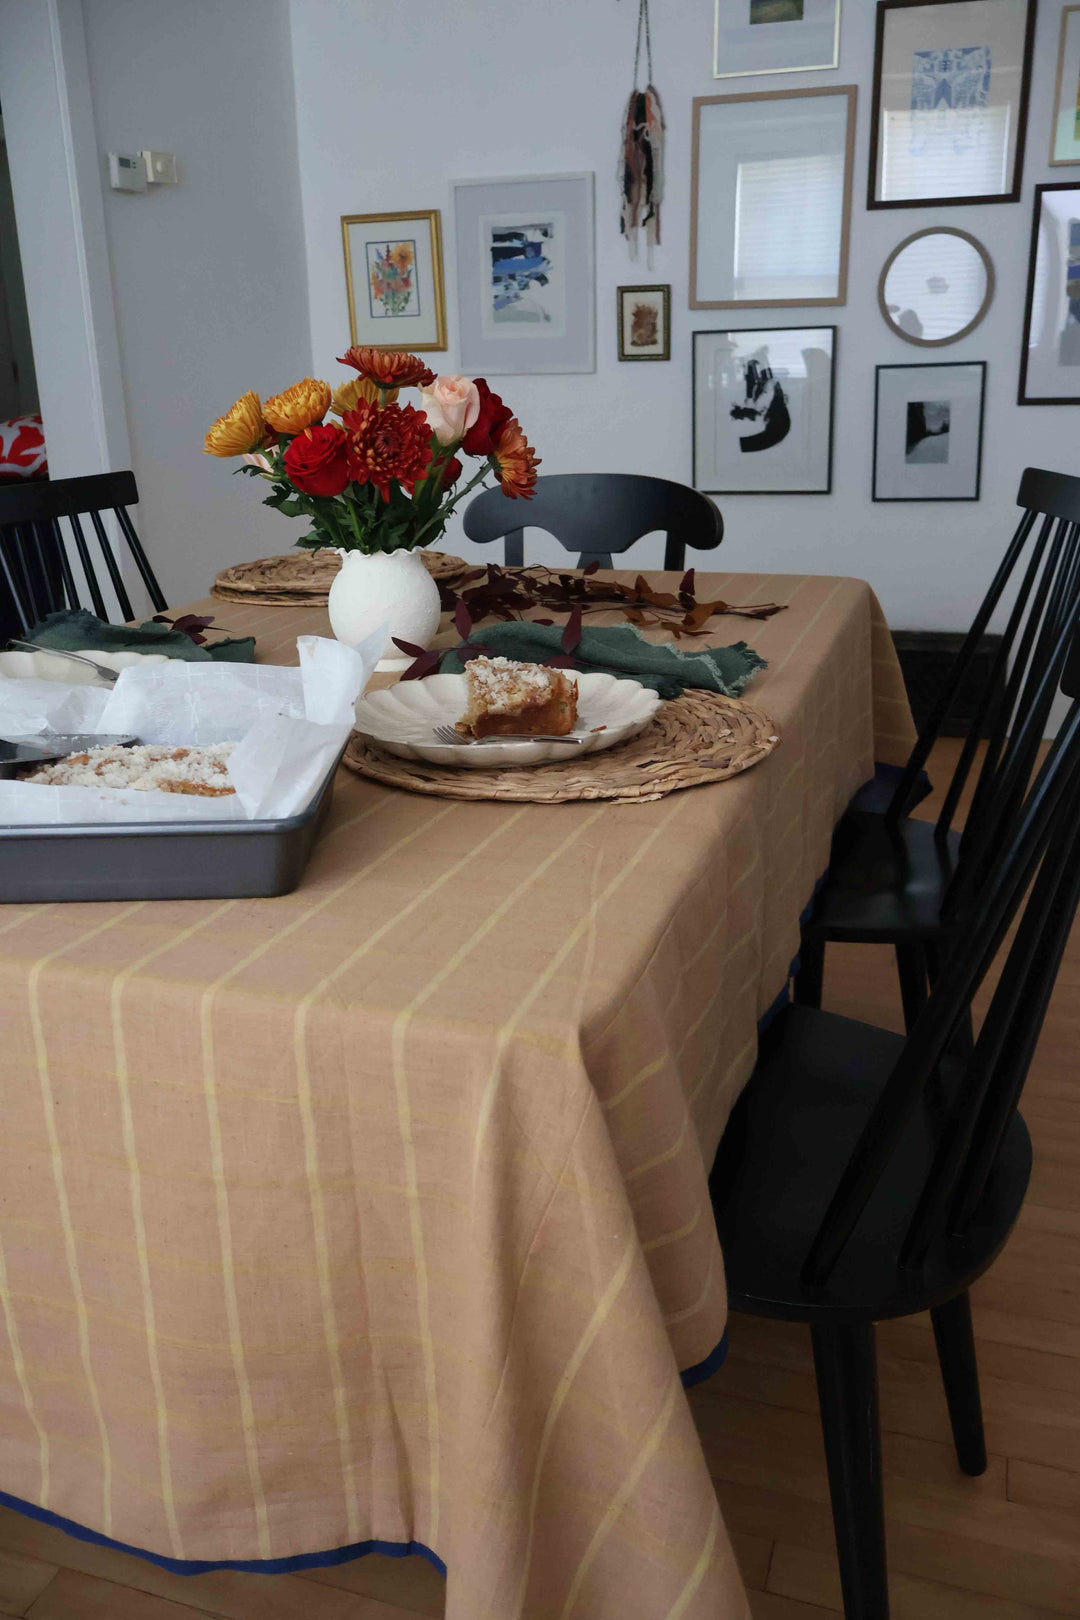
<box><xmin>0</xmin><ymin>413</ymin><xmax>48</xmax><ymax>481</ymax></box>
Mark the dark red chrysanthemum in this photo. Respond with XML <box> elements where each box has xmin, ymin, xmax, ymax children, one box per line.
<box><xmin>343</xmin><ymin>399</ymin><xmax>433</xmax><ymax>500</ymax></box>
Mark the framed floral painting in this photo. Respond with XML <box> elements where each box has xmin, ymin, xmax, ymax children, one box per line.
<box><xmin>341</xmin><ymin>209</ymin><xmax>447</xmax><ymax>352</ymax></box>
<box><xmin>618</xmin><ymin>285</ymin><xmax>670</xmax><ymax>360</ymax></box>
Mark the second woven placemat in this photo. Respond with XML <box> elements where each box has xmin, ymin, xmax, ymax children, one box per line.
<box><xmin>211</xmin><ymin>549</ymin><xmax>467</xmax><ymax>605</ymax></box>
<box><xmin>343</xmin><ymin>689</ymin><xmax>780</xmax><ymax>804</ymax></box>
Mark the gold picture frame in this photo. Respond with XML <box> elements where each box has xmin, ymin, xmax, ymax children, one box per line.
<box><xmin>690</xmin><ymin>85</ymin><xmax>857</xmax><ymax>310</ymax></box>
<box><xmin>340</xmin><ymin>209</ymin><xmax>447</xmax><ymax>352</ymax></box>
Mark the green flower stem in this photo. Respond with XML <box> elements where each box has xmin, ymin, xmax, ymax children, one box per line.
<box><xmin>412</xmin><ymin>458</ymin><xmax>494</xmax><ymax>546</ymax></box>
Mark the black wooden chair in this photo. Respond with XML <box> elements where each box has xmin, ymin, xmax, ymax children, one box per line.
<box><xmin>712</xmin><ymin>609</ymin><xmax>1080</xmax><ymax>1618</ymax></box>
<box><xmin>795</xmin><ymin>467</ymin><xmax>1080</xmax><ymax>1028</ymax></box>
<box><xmin>0</xmin><ymin>471</ymin><xmax>167</xmax><ymax>642</ymax></box>
<box><xmin>462</xmin><ymin>472</ymin><xmax>723</xmax><ymax>570</ymax></box>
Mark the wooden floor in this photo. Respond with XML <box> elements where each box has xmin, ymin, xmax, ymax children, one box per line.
<box><xmin>1</xmin><ymin>740</ymin><xmax>1077</xmax><ymax>1618</ymax></box>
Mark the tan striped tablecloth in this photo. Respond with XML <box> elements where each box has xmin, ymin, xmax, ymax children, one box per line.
<box><xmin>0</xmin><ymin>572</ymin><xmax>913</xmax><ymax>1620</ymax></box>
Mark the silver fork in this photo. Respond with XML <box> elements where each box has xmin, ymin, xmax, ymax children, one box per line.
<box><xmin>431</xmin><ymin>723</ymin><xmax>585</xmax><ymax>746</ymax></box>
<box><xmin>7</xmin><ymin>639</ymin><xmax>120</xmax><ymax>685</ymax></box>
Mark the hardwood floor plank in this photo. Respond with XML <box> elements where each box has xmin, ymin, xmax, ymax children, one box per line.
<box><xmin>1008</xmin><ymin>1458</ymin><xmax>1080</xmax><ymax>1515</ymax></box>
<box><xmin>26</xmin><ymin>1569</ymin><xmax>210</xmax><ymax>1620</ymax></box>
<box><xmin>301</xmin><ymin>1554</ymin><xmax>444</xmax><ymax>1618</ymax></box>
<box><xmin>0</xmin><ymin>1547</ymin><xmax>57</xmax><ymax>1618</ymax></box>
<box><xmin>749</xmin><ymin>1593</ymin><xmax>834</xmax><ymax>1619</ymax></box>
<box><xmin>729</xmin><ymin>1531</ymin><xmax>774</xmax><ymax>1593</ymax></box>
<box><xmin>767</xmin><ymin>1540</ymin><xmax>1071</xmax><ymax>1619</ymax></box>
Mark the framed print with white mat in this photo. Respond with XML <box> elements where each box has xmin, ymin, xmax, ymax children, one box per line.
<box><xmin>693</xmin><ymin>325</ymin><xmax>836</xmax><ymax>494</ymax></box>
<box><xmin>873</xmin><ymin>361</ymin><xmax>986</xmax><ymax>501</ymax></box>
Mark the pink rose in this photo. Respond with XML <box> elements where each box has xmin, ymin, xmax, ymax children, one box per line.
<box><xmin>418</xmin><ymin>375</ymin><xmax>481</xmax><ymax>447</ymax></box>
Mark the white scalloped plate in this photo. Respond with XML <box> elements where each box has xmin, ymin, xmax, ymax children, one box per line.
<box><xmin>0</xmin><ymin>649</ymin><xmax>170</xmax><ymax>686</ymax></box>
<box><xmin>353</xmin><ymin>671</ymin><xmax>661</xmax><ymax>769</ymax></box>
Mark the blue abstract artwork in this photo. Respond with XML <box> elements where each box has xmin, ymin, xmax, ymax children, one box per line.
<box><xmin>1061</xmin><ymin>220</ymin><xmax>1080</xmax><ymax>368</ymax></box>
<box><xmin>911</xmin><ymin>46</ymin><xmax>991</xmax><ymax>112</ymax></box>
<box><xmin>489</xmin><ymin>223</ymin><xmax>556</xmax><ymax>325</ymax></box>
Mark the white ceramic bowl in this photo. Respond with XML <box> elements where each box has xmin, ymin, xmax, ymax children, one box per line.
<box><xmin>354</xmin><ymin>671</ymin><xmax>661</xmax><ymax>769</ymax></box>
<box><xmin>0</xmin><ymin>648</ymin><xmax>171</xmax><ymax>686</ymax></box>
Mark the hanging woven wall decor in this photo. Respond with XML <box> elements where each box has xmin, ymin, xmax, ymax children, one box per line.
<box><xmin>618</xmin><ymin>0</ymin><xmax>665</xmax><ymax>264</ymax></box>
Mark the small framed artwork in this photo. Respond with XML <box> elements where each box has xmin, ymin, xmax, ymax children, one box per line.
<box><xmin>873</xmin><ymin>362</ymin><xmax>986</xmax><ymax>501</ymax></box>
<box><xmin>713</xmin><ymin>0</ymin><xmax>842</xmax><ymax>79</ymax></box>
<box><xmin>868</xmin><ymin>0</ymin><xmax>1038</xmax><ymax>209</ymax></box>
<box><xmin>452</xmin><ymin>173</ymin><xmax>595</xmax><ymax>375</ymax></box>
<box><xmin>340</xmin><ymin>209</ymin><xmax>446</xmax><ymax>351</ymax></box>
<box><xmin>692</xmin><ymin>325</ymin><xmax>836</xmax><ymax>495</ymax></box>
<box><xmin>1019</xmin><ymin>183</ymin><xmax>1080</xmax><ymax>406</ymax></box>
<box><xmin>690</xmin><ymin>87</ymin><xmax>856</xmax><ymax>309</ymax></box>
<box><xmin>618</xmin><ymin>285</ymin><xmax>670</xmax><ymax>360</ymax></box>
<box><xmin>1051</xmin><ymin>7</ymin><xmax>1080</xmax><ymax>166</ymax></box>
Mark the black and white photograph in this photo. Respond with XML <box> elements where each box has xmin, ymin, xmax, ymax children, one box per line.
<box><xmin>874</xmin><ymin>361</ymin><xmax>986</xmax><ymax>500</ymax></box>
<box><xmin>693</xmin><ymin>325</ymin><xmax>836</xmax><ymax>493</ymax></box>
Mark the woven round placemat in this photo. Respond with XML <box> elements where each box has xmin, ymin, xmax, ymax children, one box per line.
<box><xmin>343</xmin><ymin>690</ymin><xmax>780</xmax><ymax>804</ymax></box>
<box><xmin>210</xmin><ymin>549</ymin><xmax>467</xmax><ymax>605</ymax></box>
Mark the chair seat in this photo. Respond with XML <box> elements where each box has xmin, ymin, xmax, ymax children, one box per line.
<box><xmin>711</xmin><ymin>1004</ymin><xmax>1031</xmax><ymax>1325</ymax></box>
<box><xmin>803</xmin><ymin>809</ymin><xmax>962</xmax><ymax>945</ymax></box>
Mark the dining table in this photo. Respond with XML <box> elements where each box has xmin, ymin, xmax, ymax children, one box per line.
<box><xmin>0</xmin><ymin>567</ymin><xmax>915</xmax><ymax>1620</ymax></box>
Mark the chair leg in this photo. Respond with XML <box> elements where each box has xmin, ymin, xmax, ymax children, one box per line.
<box><xmin>794</xmin><ymin>935</ymin><xmax>826</xmax><ymax>1008</ymax></box>
<box><xmin>895</xmin><ymin>943</ymin><xmax>929</xmax><ymax>1030</ymax></box>
<box><xmin>811</xmin><ymin>1321</ymin><xmax>889</xmax><ymax>1620</ymax></box>
<box><xmin>931</xmin><ymin>1291</ymin><xmax>987</xmax><ymax>1477</ymax></box>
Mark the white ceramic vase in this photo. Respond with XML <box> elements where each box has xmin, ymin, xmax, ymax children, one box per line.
<box><xmin>327</xmin><ymin>547</ymin><xmax>442</xmax><ymax>673</ymax></box>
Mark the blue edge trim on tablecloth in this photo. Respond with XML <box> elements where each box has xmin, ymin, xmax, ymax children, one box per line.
<box><xmin>0</xmin><ymin>761</ymin><xmax>925</xmax><ymax>1582</ymax></box>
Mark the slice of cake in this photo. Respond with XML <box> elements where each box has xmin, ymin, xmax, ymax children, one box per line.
<box><xmin>456</xmin><ymin>657</ymin><xmax>578</xmax><ymax>739</ymax></box>
<box><xmin>21</xmin><ymin>743</ymin><xmax>236</xmax><ymax>796</ymax></box>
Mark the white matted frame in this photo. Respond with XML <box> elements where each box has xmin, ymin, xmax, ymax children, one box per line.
<box><xmin>1019</xmin><ymin>182</ymin><xmax>1080</xmax><ymax>406</ymax></box>
<box><xmin>690</xmin><ymin>87</ymin><xmax>856</xmax><ymax>310</ymax></box>
<box><xmin>873</xmin><ymin>361</ymin><xmax>986</xmax><ymax>501</ymax></box>
<box><xmin>1051</xmin><ymin>6</ymin><xmax>1080</xmax><ymax>167</ymax></box>
<box><xmin>452</xmin><ymin>172</ymin><xmax>595</xmax><ymax>376</ymax></box>
<box><xmin>714</xmin><ymin>0</ymin><xmax>842</xmax><ymax>80</ymax></box>
<box><xmin>693</xmin><ymin>325</ymin><xmax>836</xmax><ymax>495</ymax></box>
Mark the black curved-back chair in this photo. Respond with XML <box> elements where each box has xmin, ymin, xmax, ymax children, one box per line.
<box><xmin>0</xmin><ymin>471</ymin><xmax>167</xmax><ymax>643</ymax></box>
<box><xmin>462</xmin><ymin>473</ymin><xmax>723</xmax><ymax>570</ymax></box>
<box><xmin>712</xmin><ymin>610</ymin><xmax>1080</xmax><ymax>1618</ymax></box>
<box><xmin>796</xmin><ymin>467</ymin><xmax>1080</xmax><ymax>1028</ymax></box>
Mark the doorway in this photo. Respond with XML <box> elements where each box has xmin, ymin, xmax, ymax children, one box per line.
<box><xmin>0</xmin><ymin>107</ymin><xmax>39</xmax><ymax>423</ymax></box>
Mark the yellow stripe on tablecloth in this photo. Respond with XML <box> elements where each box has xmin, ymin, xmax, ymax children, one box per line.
<box><xmin>664</xmin><ymin>1499</ymin><xmax>721</xmax><ymax>1620</ymax></box>
<box><xmin>0</xmin><ymin>1232</ymin><xmax>49</xmax><ymax>1504</ymax></box>
<box><xmin>293</xmin><ymin>807</ymin><xmax>530</xmax><ymax>1546</ymax></box>
<box><xmin>663</xmin><ymin>1250</ymin><xmax>715</xmax><ymax>1327</ymax></box>
<box><xmin>386</xmin><ymin>808</ymin><xmax>606</xmax><ymax>1546</ymax></box>
<box><xmin>761</xmin><ymin>580</ymin><xmax>848</xmax><ymax>679</ymax></box>
<box><xmin>512</xmin><ymin>1228</ymin><xmax>637</xmax><ymax>1620</ymax></box>
<box><xmin>557</xmin><ymin>1374</ymin><xmax>680</xmax><ymax>1620</ymax></box>
<box><xmin>472</xmin><ymin>794</ymin><xmax>692</xmax><ymax>1187</ymax></box>
<box><xmin>0</xmin><ymin>905</ymin><xmax>53</xmax><ymax>937</ymax></box>
<box><xmin>199</xmin><ymin>796</ymin><xmax>455</xmax><ymax>1555</ymax></box>
<box><xmin>111</xmin><ymin>900</ymin><xmax>236</xmax><ymax>1561</ymax></box>
<box><xmin>27</xmin><ymin>902</ymin><xmax>146</xmax><ymax>1531</ymax></box>
<box><xmin>642</xmin><ymin>1205</ymin><xmax>703</xmax><ymax>1255</ymax></box>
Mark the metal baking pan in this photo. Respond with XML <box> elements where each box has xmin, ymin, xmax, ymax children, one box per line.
<box><xmin>0</xmin><ymin>750</ymin><xmax>344</xmax><ymax>903</ymax></box>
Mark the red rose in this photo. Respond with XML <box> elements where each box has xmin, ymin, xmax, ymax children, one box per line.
<box><xmin>441</xmin><ymin>456</ymin><xmax>463</xmax><ymax>486</ymax></box>
<box><xmin>283</xmin><ymin>423</ymin><xmax>349</xmax><ymax>497</ymax></box>
<box><xmin>461</xmin><ymin>379</ymin><xmax>513</xmax><ymax>457</ymax></box>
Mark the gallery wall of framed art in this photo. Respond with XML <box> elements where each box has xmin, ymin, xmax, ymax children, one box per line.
<box><xmin>295</xmin><ymin>0</ymin><xmax>1080</xmax><ymax>625</ymax></box>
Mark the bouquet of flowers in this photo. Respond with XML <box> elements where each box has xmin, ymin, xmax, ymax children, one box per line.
<box><xmin>203</xmin><ymin>347</ymin><xmax>539</xmax><ymax>556</ymax></box>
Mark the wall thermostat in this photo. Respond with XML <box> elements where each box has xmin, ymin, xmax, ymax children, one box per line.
<box><xmin>108</xmin><ymin>152</ymin><xmax>145</xmax><ymax>192</ymax></box>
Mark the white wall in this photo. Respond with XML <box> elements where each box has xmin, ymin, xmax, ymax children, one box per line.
<box><xmin>77</xmin><ymin>0</ymin><xmax>312</xmax><ymax>604</ymax></box>
<box><xmin>288</xmin><ymin>0</ymin><xmax>1079</xmax><ymax>632</ymax></box>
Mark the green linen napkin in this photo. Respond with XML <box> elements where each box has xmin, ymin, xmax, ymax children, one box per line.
<box><xmin>26</xmin><ymin>608</ymin><xmax>256</xmax><ymax>664</ymax></box>
<box><xmin>440</xmin><ymin>622</ymin><xmax>766</xmax><ymax>700</ymax></box>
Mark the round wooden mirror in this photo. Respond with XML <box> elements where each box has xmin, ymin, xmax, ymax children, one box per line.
<box><xmin>878</xmin><ymin>228</ymin><xmax>995</xmax><ymax>348</ymax></box>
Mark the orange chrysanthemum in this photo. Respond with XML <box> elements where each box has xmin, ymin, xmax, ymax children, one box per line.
<box><xmin>203</xmin><ymin>390</ymin><xmax>266</xmax><ymax>457</ymax></box>
<box><xmin>491</xmin><ymin>417</ymin><xmax>540</xmax><ymax>499</ymax></box>
<box><xmin>262</xmin><ymin>377</ymin><xmax>332</xmax><ymax>435</ymax></box>
<box><xmin>331</xmin><ymin>376</ymin><xmax>398</xmax><ymax>416</ymax></box>
<box><xmin>343</xmin><ymin>399</ymin><xmax>433</xmax><ymax>501</ymax></box>
<box><xmin>336</xmin><ymin>346</ymin><xmax>436</xmax><ymax>390</ymax></box>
